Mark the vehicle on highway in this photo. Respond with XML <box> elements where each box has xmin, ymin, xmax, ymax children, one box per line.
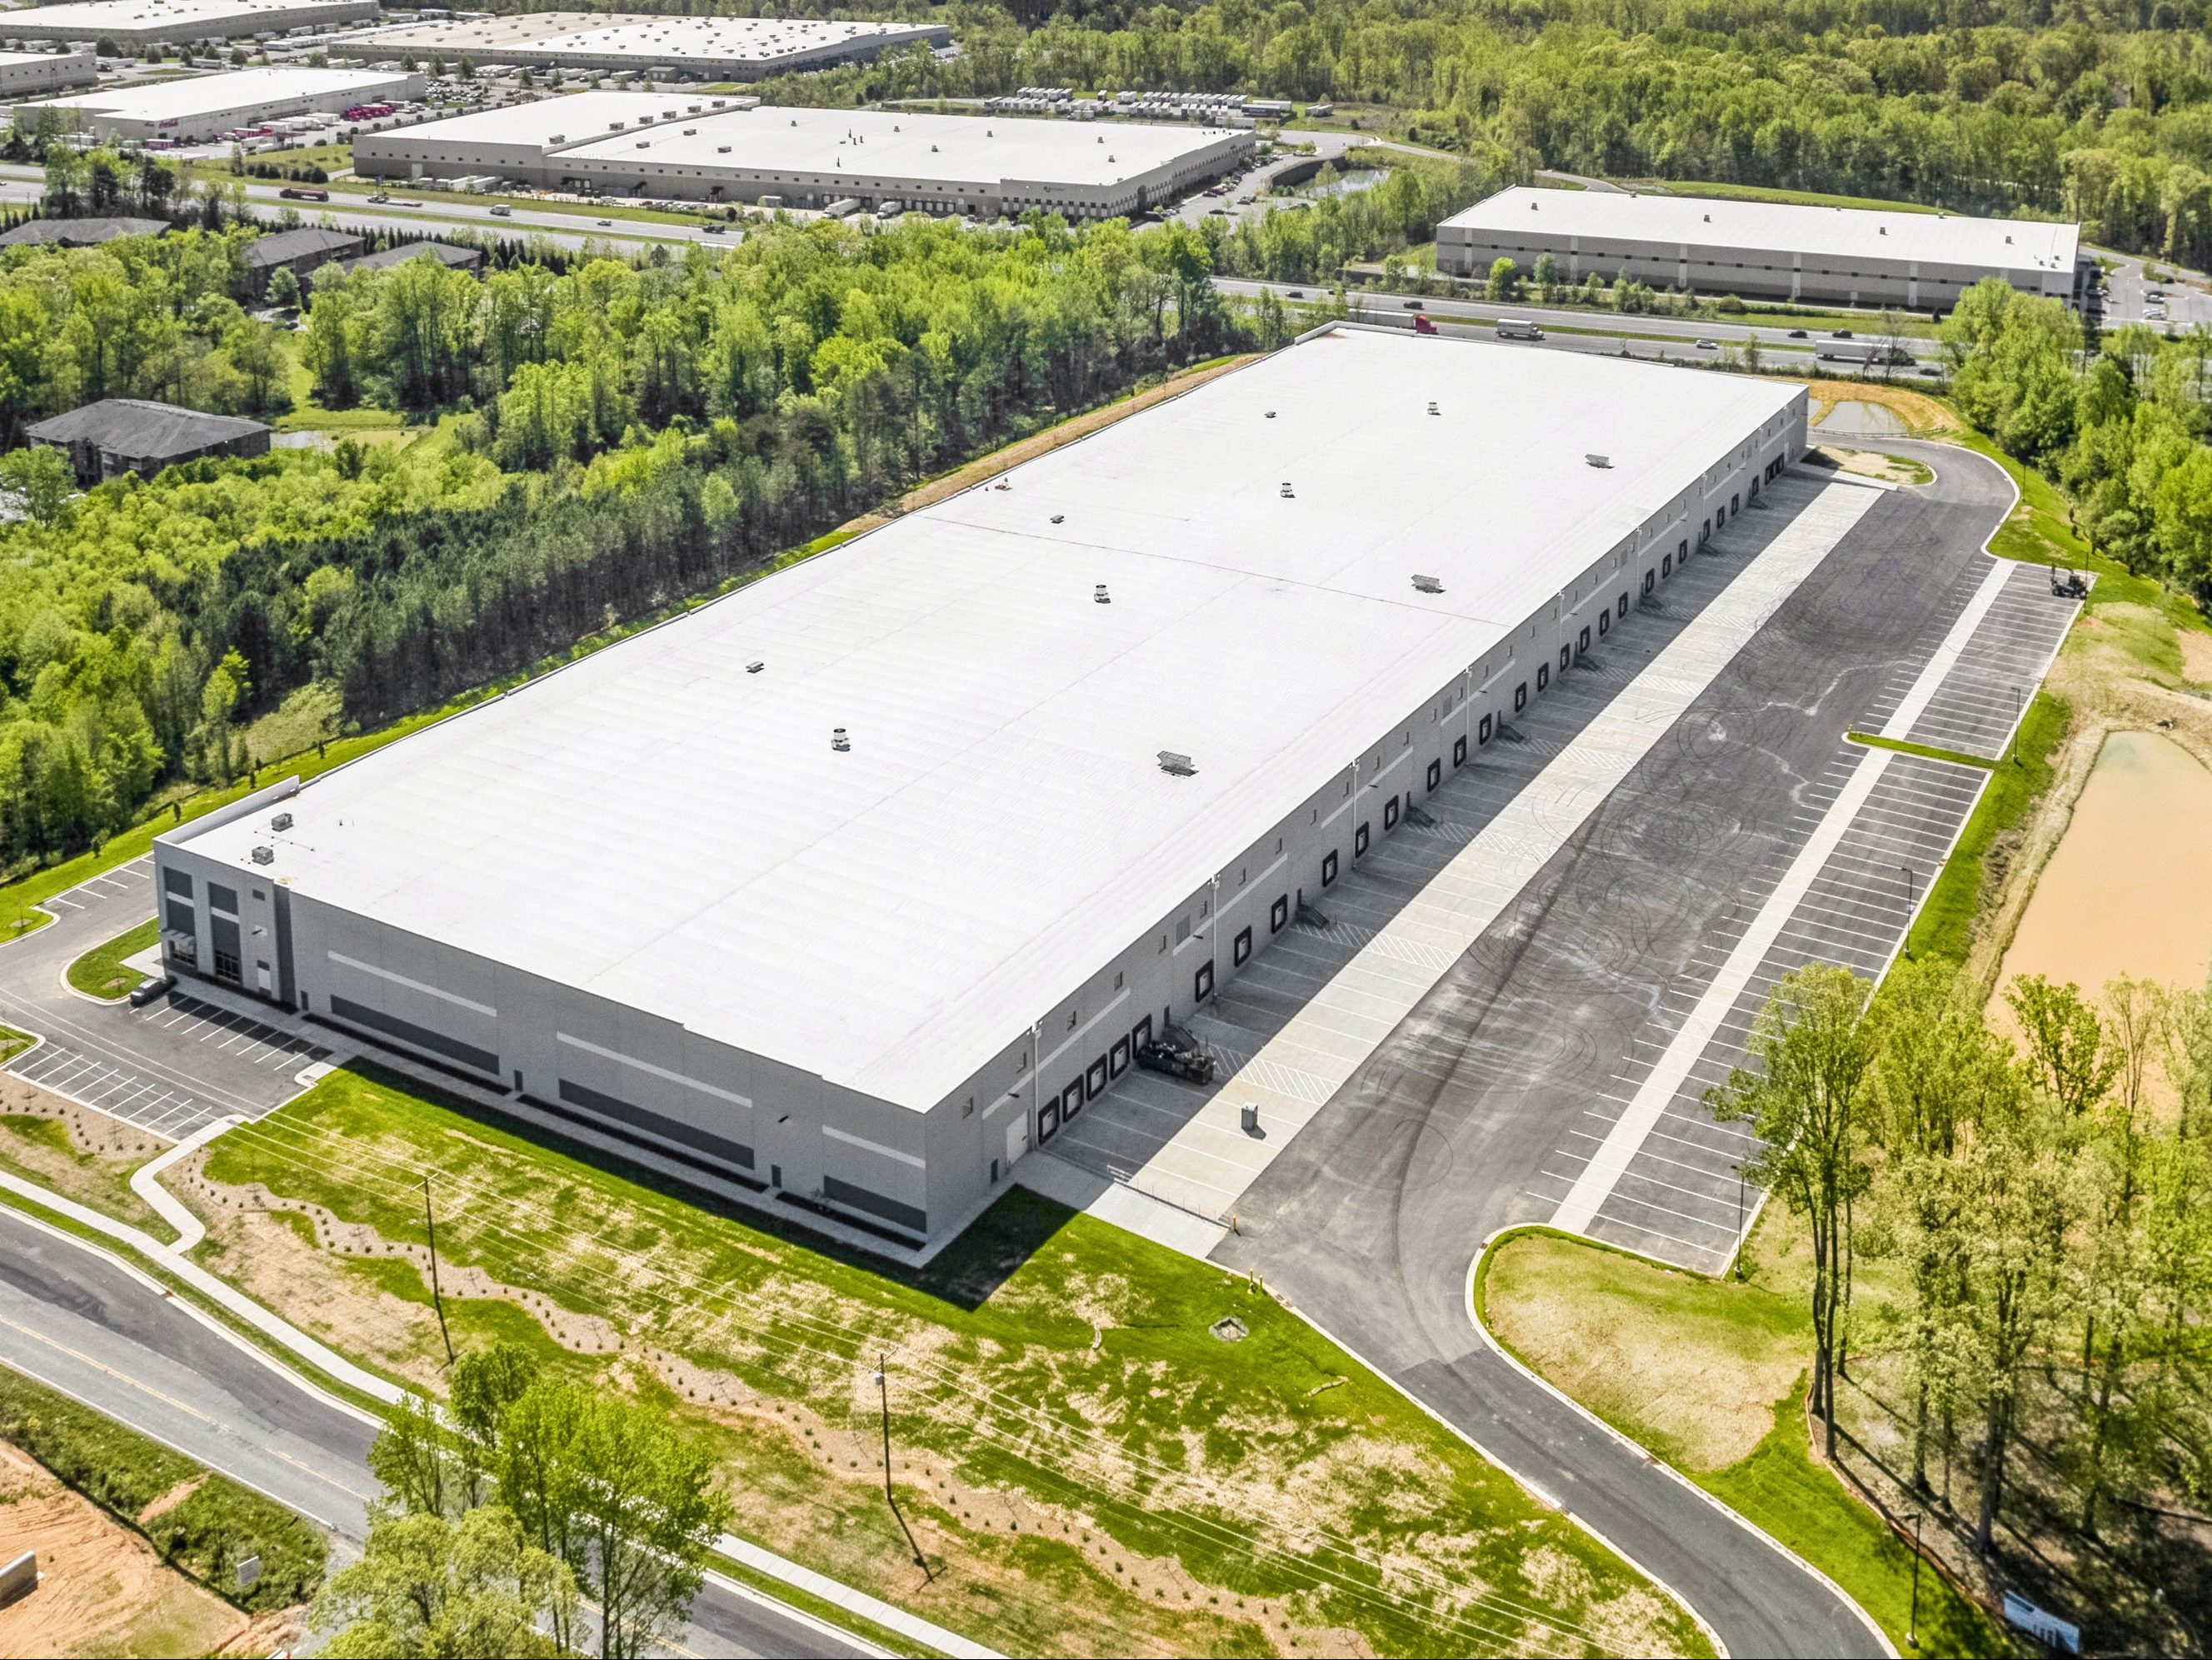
<box><xmin>1786</xmin><ymin>328</ymin><xmax>1808</xmax><ymax>338</ymax></box>
<box><xmin>703</xmin><ymin>224</ymin><xmax>725</xmax><ymax>234</ymax></box>
<box><xmin>1402</xmin><ymin>298</ymin><xmax>1423</xmax><ymax>309</ymax></box>
<box><xmin>1830</xmin><ymin>327</ymin><xmax>1854</xmax><ymax>338</ymax></box>
<box><xmin>1695</xmin><ymin>337</ymin><xmax>1717</xmax><ymax>350</ymax></box>
<box><xmin>1816</xmin><ymin>340</ymin><xmax>1915</xmax><ymax>366</ymax></box>
<box><xmin>1413</xmin><ymin>314</ymin><xmax>1438</xmax><ymax>334</ymax></box>
<box><xmin>1287</xmin><ymin>288</ymin><xmax>1304</xmax><ymax>298</ymax></box>
<box><xmin>490</xmin><ymin>203</ymin><xmax>512</xmax><ymax>217</ymax></box>
<box><xmin>367</xmin><ymin>192</ymin><xmax>389</xmax><ymax>203</ymax></box>
<box><xmin>277</xmin><ymin>187</ymin><xmax>328</xmax><ymax>202</ymax></box>
<box><xmin>597</xmin><ymin>217</ymin><xmax>612</xmax><ymax>226</ymax></box>
<box><xmin>127</xmin><ymin>974</ymin><xmax>174</xmax><ymax>1008</ymax></box>
<box><xmin>1495</xmin><ymin>317</ymin><xmax>1545</xmax><ymax>340</ymax></box>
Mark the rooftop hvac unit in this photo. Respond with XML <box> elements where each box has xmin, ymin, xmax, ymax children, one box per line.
<box><xmin>271</xmin><ymin>811</ymin><xmax>293</xmax><ymax>832</ymax></box>
<box><xmin>1157</xmin><ymin>751</ymin><xmax>1196</xmax><ymax>776</ymax></box>
<box><xmin>1412</xmin><ymin>575</ymin><xmax>1444</xmax><ymax>594</ymax></box>
<box><xmin>1585</xmin><ymin>453</ymin><xmax>1612</xmax><ymax>469</ymax></box>
<box><xmin>1094</xmin><ymin>584</ymin><xmax>1111</xmax><ymax>604</ymax></box>
<box><xmin>251</xmin><ymin>845</ymin><xmax>275</xmax><ymax>865</ymax></box>
<box><xmin>746</xmin><ymin>660</ymin><xmax>764</xmax><ymax>673</ymax></box>
<box><xmin>831</xmin><ymin>727</ymin><xmax>851</xmax><ymax>751</ymax></box>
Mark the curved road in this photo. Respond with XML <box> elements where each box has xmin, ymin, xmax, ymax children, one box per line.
<box><xmin>0</xmin><ymin>1204</ymin><xmax>876</xmax><ymax>1658</ymax></box>
<box><xmin>1214</xmin><ymin>444</ymin><xmax>2020</xmax><ymax>1659</ymax></box>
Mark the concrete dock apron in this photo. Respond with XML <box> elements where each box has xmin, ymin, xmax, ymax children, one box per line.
<box><xmin>1186</xmin><ymin>442</ymin><xmax>2025</xmax><ymax>1660</ymax></box>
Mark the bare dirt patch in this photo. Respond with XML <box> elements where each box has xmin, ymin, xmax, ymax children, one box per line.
<box><xmin>2180</xmin><ymin>625</ymin><xmax>2212</xmax><ymax>685</ymax></box>
<box><xmin>1815</xmin><ymin>445</ymin><xmax>1933</xmax><ymax>486</ymax></box>
<box><xmin>1808</xmin><ymin>379</ymin><xmax>1958</xmax><ymax>436</ymax></box>
<box><xmin>0</xmin><ymin>1083</ymin><xmax>167</xmax><ymax>1230</ymax></box>
<box><xmin>0</xmin><ymin>1443</ymin><xmax>247</xmax><ymax>1660</ymax></box>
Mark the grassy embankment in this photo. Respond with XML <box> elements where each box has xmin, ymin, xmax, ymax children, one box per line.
<box><xmin>184</xmin><ymin>1062</ymin><xmax>1714</xmax><ymax>1660</ymax></box>
<box><xmin>1478</xmin><ymin>1229</ymin><xmax>2010</xmax><ymax>1658</ymax></box>
<box><xmin>0</xmin><ymin>1365</ymin><xmax>326</xmax><ymax>1610</ymax></box>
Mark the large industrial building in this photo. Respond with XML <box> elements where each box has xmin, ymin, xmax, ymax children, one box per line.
<box><xmin>339</xmin><ymin>12</ymin><xmax>949</xmax><ymax>81</ymax></box>
<box><xmin>352</xmin><ymin>89</ymin><xmax>734</xmax><ymax>185</ymax></box>
<box><xmin>0</xmin><ymin>0</ymin><xmax>377</xmax><ymax>48</ymax></box>
<box><xmin>154</xmin><ymin>328</ymin><xmax>1804</xmax><ymax>1249</ymax></box>
<box><xmin>1437</xmin><ymin>185</ymin><xmax>2085</xmax><ymax>311</ymax></box>
<box><xmin>356</xmin><ymin>100</ymin><xmax>1252</xmax><ymax>218</ymax></box>
<box><xmin>0</xmin><ymin>48</ymin><xmax>96</xmax><ymax>100</ymax></box>
<box><xmin>8</xmin><ymin>64</ymin><xmax>422</xmax><ymax>142</ymax></box>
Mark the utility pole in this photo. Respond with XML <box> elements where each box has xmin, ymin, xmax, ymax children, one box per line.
<box><xmin>875</xmin><ymin>1353</ymin><xmax>931</xmax><ymax>1582</ymax></box>
<box><xmin>422</xmin><ymin>1173</ymin><xmax>454</xmax><ymax>1368</ymax></box>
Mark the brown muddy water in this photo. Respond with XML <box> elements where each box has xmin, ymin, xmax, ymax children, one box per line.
<box><xmin>1996</xmin><ymin>730</ymin><xmax>2212</xmax><ymax>1003</ymax></box>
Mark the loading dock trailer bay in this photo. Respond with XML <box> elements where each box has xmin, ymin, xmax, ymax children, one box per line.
<box><xmin>153</xmin><ymin>328</ymin><xmax>1805</xmax><ymax>1251</ymax></box>
<box><xmin>1437</xmin><ymin>185</ymin><xmax>2086</xmax><ymax>312</ymax></box>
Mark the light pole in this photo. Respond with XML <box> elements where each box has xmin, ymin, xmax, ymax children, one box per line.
<box><xmin>1904</xmin><ymin>1510</ymin><xmax>1924</xmax><ymax>1650</ymax></box>
<box><xmin>2010</xmin><ymin>684</ymin><xmax>2022</xmax><ymax>765</ymax></box>
<box><xmin>1900</xmin><ymin>863</ymin><xmax>1916</xmax><ymax>960</ymax></box>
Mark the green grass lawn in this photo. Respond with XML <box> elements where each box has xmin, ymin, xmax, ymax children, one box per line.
<box><xmin>1480</xmin><ymin>1229</ymin><xmax>2010</xmax><ymax>1658</ymax></box>
<box><xmin>67</xmin><ymin>917</ymin><xmax>159</xmax><ymax>1000</ymax></box>
<box><xmin>193</xmin><ymin>1061</ymin><xmax>1714</xmax><ymax>1659</ymax></box>
<box><xmin>1910</xmin><ymin>690</ymin><xmax>2069</xmax><ymax>965</ymax></box>
<box><xmin>1846</xmin><ymin>732</ymin><xmax>1998</xmax><ymax>770</ymax></box>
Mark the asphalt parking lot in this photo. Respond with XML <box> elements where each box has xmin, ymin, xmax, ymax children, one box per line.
<box><xmin>0</xmin><ymin>855</ymin><xmax>337</xmax><ymax>1141</ymax></box>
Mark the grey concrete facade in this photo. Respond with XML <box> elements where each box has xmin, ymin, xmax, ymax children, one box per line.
<box><xmin>152</xmin><ymin>358</ymin><xmax>1802</xmax><ymax>1253</ymax></box>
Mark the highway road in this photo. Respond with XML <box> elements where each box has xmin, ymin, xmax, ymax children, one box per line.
<box><xmin>1215</xmin><ymin>274</ymin><xmax>1952</xmax><ymax>374</ymax></box>
<box><xmin>0</xmin><ymin>1205</ymin><xmax>877</xmax><ymax>1656</ymax></box>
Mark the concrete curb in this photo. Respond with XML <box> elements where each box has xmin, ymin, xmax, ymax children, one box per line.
<box><xmin>1467</xmin><ymin>1226</ymin><xmax>1898</xmax><ymax>1660</ymax></box>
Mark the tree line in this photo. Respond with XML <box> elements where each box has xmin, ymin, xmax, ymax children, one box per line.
<box><xmin>1940</xmin><ymin>274</ymin><xmax>2212</xmax><ymax>596</ymax></box>
<box><xmin>1716</xmin><ymin>959</ymin><xmax>2212</xmax><ymax>1633</ymax></box>
<box><xmin>0</xmin><ymin>211</ymin><xmax>1255</xmax><ymax>870</ymax></box>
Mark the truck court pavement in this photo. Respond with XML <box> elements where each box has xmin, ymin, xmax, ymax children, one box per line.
<box><xmin>1178</xmin><ymin>437</ymin><xmax>2074</xmax><ymax>1660</ymax></box>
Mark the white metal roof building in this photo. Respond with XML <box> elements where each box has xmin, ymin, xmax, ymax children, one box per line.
<box><xmin>8</xmin><ymin>64</ymin><xmax>422</xmax><ymax>141</ymax></box>
<box><xmin>1438</xmin><ymin>186</ymin><xmax>2085</xmax><ymax>311</ymax></box>
<box><xmin>339</xmin><ymin>12</ymin><xmax>949</xmax><ymax>81</ymax></box>
<box><xmin>0</xmin><ymin>0</ymin><xmax>377</xmax><ymax>47</ymax></box>
<box><xmin>0</xmin><ymin>48</ymin><xmax>97</xmax><ymax>100</ymax></box>
<box><xmin>351</xmin><ymin>89</ymin><xmax>740</xmax><ymax>182</ymax></box>
<box><xmin>377</xmin><ymin>102</ymin><xmax>1254</xmax><ymax>218</ymax></box>
<box><xmin>155</xmin><ymin>328</ymin><xmax>1805</xmax><ymax>1249</ymax></box>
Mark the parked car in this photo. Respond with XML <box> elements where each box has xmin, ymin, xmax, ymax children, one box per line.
<box><xmin>127</xmin><ymin>974</ymin><xmax>174</xmax><ymax>1008</ymax></box>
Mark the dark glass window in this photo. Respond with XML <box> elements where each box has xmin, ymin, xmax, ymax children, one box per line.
<box><xmin>1194</xmin><ymin>961</ymin><xmax>1214</xmax><ymax>1001</ymax></box>
<box><xmin>1322</xmin><ymin>850</ymin><xmax>1339</xmax><ymax>885</ymax></box>
<box><xmin>1384</xmin><ymin>798</ymin><xmax>1399</xmax><ymax>831</ymax></box>
<box><xmin>1479</xmin><ymin>714</ymin><xmax>1493</xmax><ymax>743</ymax></box>
<box><xmin>162</xmin><ymin>866</ymin><xmax>192</xmax><ymax>898</ymax></box>
<box><xmin>1453</xmin><ymin>736</ymin><xmax>1466</xmax><ymax>765</ymax></box>
<box><xmin>1232</xmin><ymin>926</ymin><xmax>1251</xmax><ymax>966</ymax></box>
<box><xmin>208</xmin><ymin>882</ymin><xmax>239</xmax><ymax>916</ymax></box>
<box><xmin>1537</xmin><ymin>663</ymin><xmax>1550</xmax><ymax>691</ymax></box>
<box><xmin>1514</xmin><ymin>683</ymin><xmax>1527</xmax><ymax>711</ymax></box>
<box><xmin>1355</xmin><ymin>823</ymin><xmax>1370</xmax><ymax>856</ymax></box>
<box><xmin>1270</xmin><ymin>895</ymin><xmax>1288</xmax><ymax>932</ymax></box>
<box><xmin>1426</xmin><ymin>759</ymin><xmax>1441</xmax><ymax>789</ymax></box>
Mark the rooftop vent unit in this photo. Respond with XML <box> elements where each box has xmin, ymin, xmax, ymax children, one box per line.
<box><xmin>717</xmin><ymin>145</ymin><xmax>730</xmax><ymax>152</ymax></box>
<box><xmin>831</xmin><ymin>726</ymin><xmax>851</xmax><ymax>751</ymax></box>
<box><xmin>1585</xmin><ymin>453</ymin><xmax>1612</xmax><ymax>469</ymax></box>
<box><xmin>1264</xmin><ymin>410</ymin><xmax>1276</xmax><ymax>419</ymax></box>
<box><xmin>683</xmin><ymin>127</ymin><xmax>695</xmax><ymax>134</ymax></box>
<box><xmin>1427</xmin><ymin>401</ymin><xmax>1439</xmax><ymax>415</ymax></box>
<box><xmin>1412</xmin><ymin>574</ymin><xmax>1444</xmax><ymax>594</ymax></box>
<box><xmin>271</xmin><ymin>811</ymin><xmax>293</xmax><ymax>832</ymax></box>
<box><xmin>1157</xmin><ymin>750</ymin><xmax>1196</xmax><ymax>776</ymax></box>
<box><xmin>1279</xmin><ymin>481</ymin><xmax>1295</xmax><ymax>497</ymax></box>
<box><xmin>746</xmin><ymin>660</ymin><xmax>764</xmax><ymax>673</ymax></box>
<box><xmin>250</xmin><ymin>845</ymin><xmax>275</xmax><ymax>865</ymax></box>
<box><xmin>1094</xmin><ymin>583</ymin><xmax>1111</xmax><ymax>604</ymax></box>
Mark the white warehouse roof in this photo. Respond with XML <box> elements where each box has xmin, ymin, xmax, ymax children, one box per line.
<box><xmin>0</xmin><ymin>0</ymin><xmax>371</xmax><ymax>39</ymax></box>
<box><xmin>14</xmin><ymin>64</ymin><xmax>407</xmax><ymax>122</ymax></box>
<box><xmin>552</xmin><ymin>103</ymin><xmax>1238</xmax><ymax>193</ymax></box>
<box><xmin>362</xmin><ymin>90</ymin><xmax>724</xmax><ymax>155</ymax></box>
<box><xmin>191</xmin><ymin>330</ymin><xmax>1800</xmax><ymax>1114</ymax></box>
<box><xmin>356</xmin><ymin>12</ymin><xmax>945</xmax><ymax>70</ymax></box>
<box><xmin>1445</xmin><ymin>186</ymin><xmax>2080</xmax><ymax>279</ymax></box>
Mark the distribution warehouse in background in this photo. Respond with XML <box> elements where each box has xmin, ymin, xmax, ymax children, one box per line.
<box><xmin>0</xmin><ymin>48</ymin><xmax>96</xmax><ymax>100</ymax></box>
<box><xmin>1437</xmin><ymin>185</ymin><xmax>2088</xmax><ymax>310</ymax></box>
<box><xmin>339</xmin><ymin>12</ymin><xmax>951</xmax><ymax>79</ymax></box>
<box><xmin>6</xmin><ymin>64</ymin><xmax>424</xmax><ymax>143</ymax></box>
<box><xmin>356</xmin><ymin>100</ymin><xmax>1252</xmax><ymax>218</ymax></box>
<box><xmin>0</xmin><ymin>0</ymin><xmax>377</xmax><ymax>47</ymax></box>
<box><xmin>152</xmin><ymin>327</ymin><xmax>1805</xmax><ymax>1252</ymax></box>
